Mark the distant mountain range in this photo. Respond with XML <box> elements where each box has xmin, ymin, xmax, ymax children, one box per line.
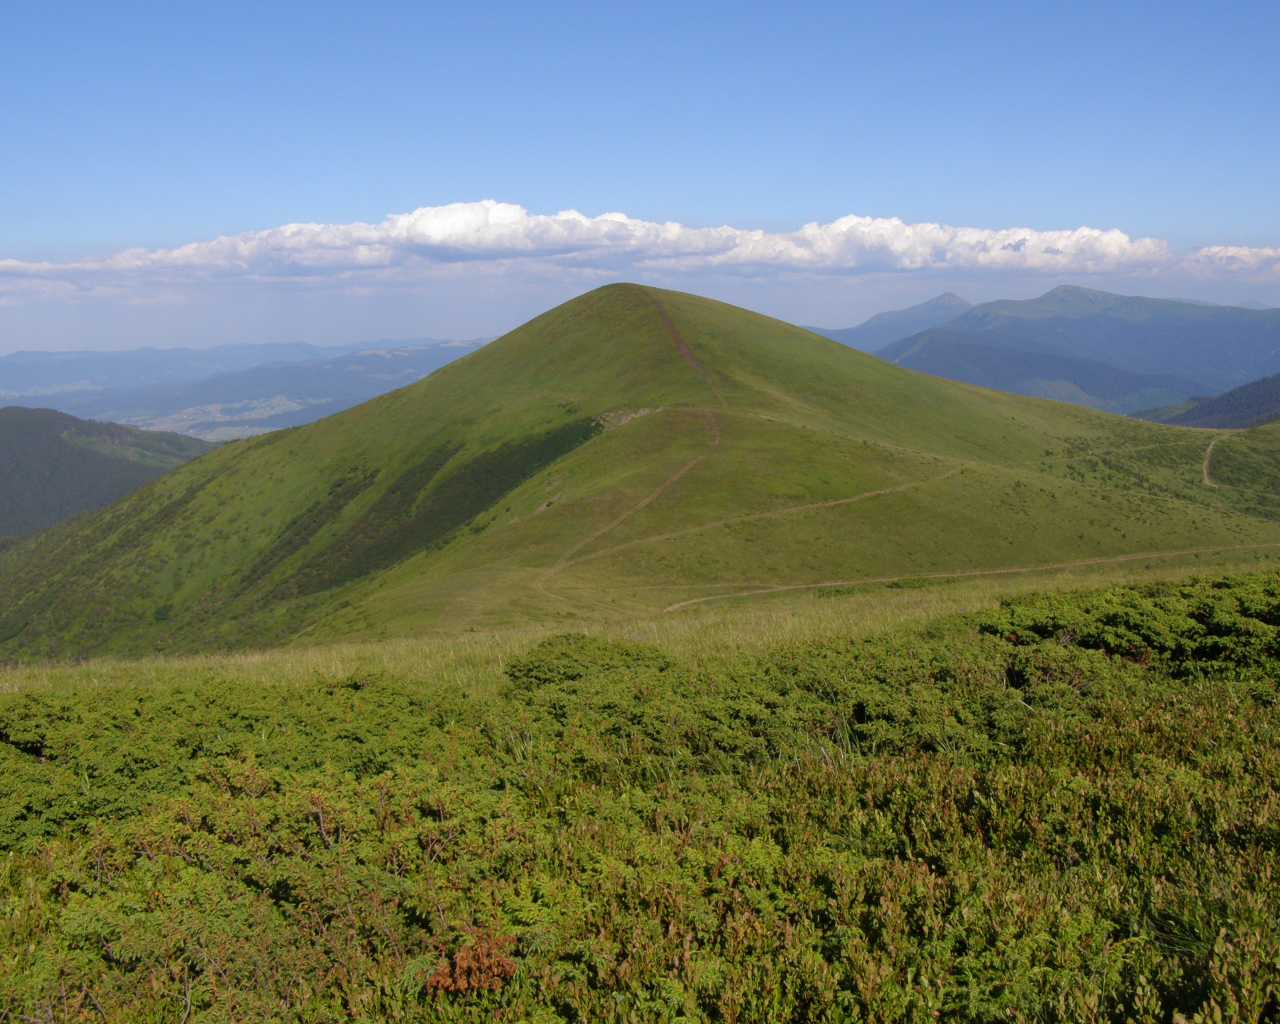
<box><xmin>0</xmin><ymin>338</ymin><xmax>488</xmax><ymax>440</ymax></box>
<box><xmin>933</xmin><ymin>287</ymin><xmax>1280</xmax><ymax>393</ymax></box>
<box><xmin>878</xmin><ymin>330</ymin><xmax>1208</xmax><ymax>415</ymax></box>
<box><xmin>811</xmin><ymin>287</ymin><xmax>1279</xmax><ymax>414</ymax></box>
<box><xmin>0</xmin><ymin>407</ymin><xmax>212</xmax><ymax>537</ymax></box>
<box><xmin>804</xmin><ymin>292</ymin><xmax>972</xmax><ymax>351</ymax></box>
<box><xmin>0</xmin><ymin>341</ymin><xmax>368</xmax><ymax>396</ymax></box>
<box><xmin>9</xmin><ymin>288</ymin><xmax>1280</xmax><ymax>441</ymax></box>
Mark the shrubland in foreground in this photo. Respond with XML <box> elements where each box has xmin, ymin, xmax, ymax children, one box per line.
<box><xmin>0</xmin><ymin>571</ymin><xmax>1278</xmax><ymax>1022</ymax></box>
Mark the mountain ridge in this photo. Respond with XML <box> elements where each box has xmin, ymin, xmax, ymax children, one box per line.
<box><xmin>805</xmin><ymin>292</ymin><xmax>972</xmax><ymax>350</ymax></box>
<box><xmin>813</xmin><ymin>286</ymin><xmax>1280</xmax><ymax>402</ymax></box>
<box><xmin>934</xmin><ymin>285</ymin><xmax>1280</xmax><ymax>391</ymax></box>
<box><xmin>878</xmin><ymin>329</ymin><xmax>1209</xmax><ymax>414</ymax></box>
<box><xmin>4</xmin><ymin>283</ymin><xmax>1280</xmax><ymax>659</ymax></box>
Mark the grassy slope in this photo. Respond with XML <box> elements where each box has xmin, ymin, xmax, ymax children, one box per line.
<box><xmin>0</xmin><ymin>407</ymin><xmax>213</xmax><ymax>537</ymax></box>
<box><xmin>3</xmin><ymin>284</ymin><xmax>1280</xmax><ymax>659</ymax></box>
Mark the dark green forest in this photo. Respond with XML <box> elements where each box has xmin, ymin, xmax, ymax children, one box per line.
<box><xmin>1</xmin><ymin>571</ymin><xmax>1278</xmax><ymax>1021</ymax></box>
<box><xmin>1162</xmin><ymin>373</ymin><xmax>1280</xmax><ymax>429</ymax></box>
<box><xmin>0</xmin><ymin>407</ymin><xmax>212</xmax><ymax>537</ymax></box>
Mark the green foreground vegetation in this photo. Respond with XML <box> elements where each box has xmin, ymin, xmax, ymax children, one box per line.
<box><xmin>1</xmin><ymin>568</ymin><xmax>1279</xmax><ymax>1022</ymax></box>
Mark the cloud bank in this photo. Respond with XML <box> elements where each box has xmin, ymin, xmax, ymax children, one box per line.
<box><xmin>3</xmin><ymin>201</ymin><xmax>1278</xmax><ymax>306</ymax></box>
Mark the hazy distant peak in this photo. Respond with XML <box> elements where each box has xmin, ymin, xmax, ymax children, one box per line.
<box><xmin>1025</xmin><ymin>284</ymin><xmax>1127</xmax><ymax>312</ymax></box>
<box><xmin>865</xmin><ymin>291</ymin><xmax>972</xmax><ymax>323</ymax></box>
<box><xmin>1042</xmin><ymin>284</ymin><xmax>1109</xmax><ymax>297</ymax></box>
<box><xmin>803</xmin><ymin>292</ymin><xmax>973</xmax><ymax>352</ymax></box>
<box><xmin>1033</xmin><ymin>286</ymin><xmax>1276</xmax><ymax>313</ymax></box>
<box><xmin>961</xmin><ymin>285</ymin><xmax>1276</xmax><ymax>325</ymax></box>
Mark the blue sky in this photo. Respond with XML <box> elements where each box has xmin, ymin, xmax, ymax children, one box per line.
<box><xmin>2</xmin><ymin>1</ymin><xmax>1278</xmax><ymax>350</ymax></box>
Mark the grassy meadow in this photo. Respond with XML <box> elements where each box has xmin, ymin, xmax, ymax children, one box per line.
<box><xmin>4</xmin><ymin>543</ymin><xmax>1278</xmax><ymax>697</ymax></box>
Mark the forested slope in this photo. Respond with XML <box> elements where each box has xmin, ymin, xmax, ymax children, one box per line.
<box><xmin>0</xmin><ymin>407</ymin><xmax>213</xmax><ymax>537</ymax></box>
<box><xmin>1156</xmin><ymin>371</ymin><xmax>1280</xmax><ymax>428</ymax></box>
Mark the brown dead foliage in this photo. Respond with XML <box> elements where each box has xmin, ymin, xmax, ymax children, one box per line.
<box><xmin>426</xmin><ymin>929</ymin><xmax>517</xmax><ymax>993</ymax></box>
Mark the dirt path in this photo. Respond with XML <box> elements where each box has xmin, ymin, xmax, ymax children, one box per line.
<box><xmin>1203</xmin><ymin>438</ymin><xmax>1220</xmax><ymax>487</ymax></box>
<box><xmin>661</xmin><ymin>541</ymin><xmax>1280</xmax><ymax>613</ymax></box>
<box><xmin>551</xmin><ymin>466</ymin><xmax>965</xmax><ymax>574</ymax></box>
<box><xmin>535</xmin><ymin>409</ymin><xmax>722</xmax><ymax>601</ymax></box>
<box><xmin>636</xmin><ymin>286</ymin><xmax>727</xmax><ymax>409</ymax></box>
<box><xmin>535</xmin><ymin>289</ymin><xmax>730</xmax><ymax>605</ymax></box>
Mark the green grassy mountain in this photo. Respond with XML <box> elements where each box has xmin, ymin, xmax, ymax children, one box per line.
<box><xmin>805</xmin><ymin>291</ymin><xmax>972</xmax><ymax>350</ymax></box>
<box><xmin>0</xmin><ymin>407</ymin><xmax>213</xmax><ymax>538</ymax></box>
<box><xmin>1135</xmin><ymin>370</ymin><xmax>1280</xmax><ymax>429</ymax></box>
<box><xmin>940</xmin><ymin>285</ymin><xmax>1280</xmax><ymax>391</ymax></box>
<box><xmin>4</xmin><ymin>282</ymin><xmax>1280</xmax><ymax>659</ymax></box>
<box><xmin>877</xmin><ymin>328</ymin><xmax>1208</xmax><ymax>414</ymax></box>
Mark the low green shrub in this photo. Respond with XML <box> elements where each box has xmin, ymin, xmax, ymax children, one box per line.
<box><xmin>1</xmin><ymin>572</ymin><xmax>1279</xmax><ymax>1021</ymax></box>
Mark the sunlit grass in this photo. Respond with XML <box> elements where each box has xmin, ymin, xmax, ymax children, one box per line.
<box><xmin>0</xmin><ymin>632</ymin><xmax>525</xmax><ymax>697</ymax></box>
<box><xmin>3</xmin><ymin>547</ymin><xmax>1273</xmax><ymax>697</ymax></box>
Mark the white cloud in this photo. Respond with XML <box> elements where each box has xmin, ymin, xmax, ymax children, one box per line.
<box><xmin>1181</xmin><ymin>244</ymin><xmax>1280</xmax><ymax>274</ymax></box>
<box><xmin>1</xmin><ymin>201</ymin><xmax>1277</xmax><ymax>306</ymax></box>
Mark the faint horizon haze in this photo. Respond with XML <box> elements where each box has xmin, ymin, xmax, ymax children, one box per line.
<box><xmin>1</xmin><ymin>1</ymin><xmax>1276</xmax><ymax>350</ymax></box>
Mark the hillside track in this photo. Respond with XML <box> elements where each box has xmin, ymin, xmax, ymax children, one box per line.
<box><xmin>535</xmin><ymin>408</ymin><xmax>722</xmax><ymax>602</ymax></box>
<box><xmin>636</xmin><ymin>286</ymin><xmax>728</xmax><ymax>409</ymax></box>
<box><xmin>553</xmin><ymin>465</ymin><xmax>966</xmax><ymax>574</ymax></box>
<box><xmin>1204</xmin><ymin>438</ymin><xmax>1221</xmax><ymax>488</ymax></box>
<box><xmin>661</xmin><ymin>542</ymin><xmax>1280</xmax><ymax>612</ymax></box>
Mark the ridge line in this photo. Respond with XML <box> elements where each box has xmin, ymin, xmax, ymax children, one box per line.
<box><xmin>636</xmin><ymin>286</ymin><xmax>728</xmax><ymax>408</ymax></box>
